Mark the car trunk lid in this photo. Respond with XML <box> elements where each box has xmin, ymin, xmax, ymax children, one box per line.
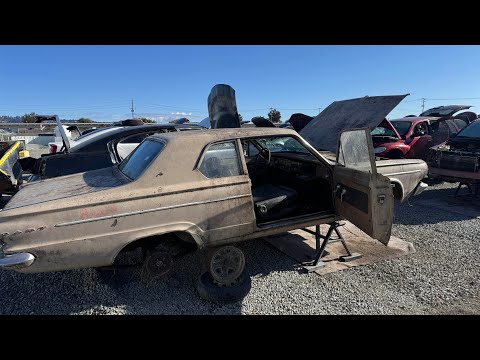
<box><xmin>3</xmin><ymin>167</ymin><xmax>126</xmax><ymax>210</ymax></box>
<box><xmin>420</xmin><ymin>105</ymin><xmax>471</xmax><ymax>118</ymax></box>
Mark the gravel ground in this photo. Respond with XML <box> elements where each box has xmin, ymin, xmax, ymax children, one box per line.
<box><xmin>1</xmin><ymin>179</ymin><xmax>479</xmax><ymax>315</ymax></box>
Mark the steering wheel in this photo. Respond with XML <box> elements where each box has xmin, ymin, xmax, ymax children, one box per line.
<box><xmin>256</xmin><ymin>147</ymin><xmax>271</xmax><ymax>165</ymax></box>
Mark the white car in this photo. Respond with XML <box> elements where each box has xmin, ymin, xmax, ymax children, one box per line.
<box><xmin>48</xmin><ymin>125</ymin><xmax>119</xmax><ymax>154</ymax></box>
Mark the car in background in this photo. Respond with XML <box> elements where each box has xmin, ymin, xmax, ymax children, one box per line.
<box><xmin>20</xmin><ymin>117</ymin><xmax>204</xmax><ymax>180</ymax></box>
<box><xmin>372</xmin><ymin>105</ymin><xmax>475</xmax><ymax>160</ymax></box>
<box><xmin>224</xmin><ymin>92</ymin><xmax>429</xmax><ymax>203</ymax></box>
<box><xmin>47</xmin><ymin>119</ymin><xmax>145</xmax><ymax>154</ymax></box>
<box><xmin>282</xmin><ymin>95</ymin><xmax>429</xmax><ymax>202</ymax></box>
<box><xmin>427</xmin><ymin>119</ymin><xmax>480</xmax><ymax>192</ymax></box>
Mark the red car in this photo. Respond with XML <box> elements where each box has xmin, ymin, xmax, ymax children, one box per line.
<box><xmin>372</xmin><ymin>105</ymin><xmax>475</xmax><ymax>159</ymax></box>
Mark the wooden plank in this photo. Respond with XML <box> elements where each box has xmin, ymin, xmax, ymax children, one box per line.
<box><xmin>264</xmin><ymin>221</ymin><xmax>415</xmax><ymax>276</ymax></box>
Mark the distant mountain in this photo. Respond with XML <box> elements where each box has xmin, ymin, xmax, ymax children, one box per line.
<box><xmin>0</xmin><ymin>115</ymin><xmax>80</xmax><ymax>123</ymax></box>
<box><xmin>0</xmin><ymin>115</ymin><xmax>24</xmax><ymax>123</ymax></box>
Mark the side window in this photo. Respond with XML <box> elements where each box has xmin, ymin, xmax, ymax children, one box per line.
<box><xmin>199</xmin><ymin>141</ymin><xmax>242</xmax><ymax>179</ymax></box>
<box><xmin>337</xmin><ymin>129</ymin><xmax>373</xmax><ymax>172</ymax></box>
<box><xmin>117</xmin><ymin>133</ymin><xmax>151</xmax><ymax>160</ymax></box>
<box><xmin>241</xmin><ymin>140</ymin><xmax>259</xmax><ymax>157</ymax></box>
<box><xmin>444</xmin><ymin>120</ymin><xmax>459</xmax><ymax>136</ymax></box>
<box><xmin>121</xmin><ymin>134</ymin><xmax>149</xmax><ymax>144</ymax></box>
<box><xmin>453</xmin><ymin>119</ymin><xmax>468</xmax><ymax>130</ymax></box>
<box><xmin>413</xmin><ymin>122</ymin><xmax>428</xmax><ymax>135</ymax></box>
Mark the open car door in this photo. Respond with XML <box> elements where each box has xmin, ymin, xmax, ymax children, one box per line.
<box><xmin>334</xmin><ymin>128</ymin><xmax>394</xmax><ymax>245</ymax></box>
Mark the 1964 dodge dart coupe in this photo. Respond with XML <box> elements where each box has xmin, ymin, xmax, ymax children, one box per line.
<box><xmin>1</xmin><ymin>127</ymin><xmax>395</xmax><ymax>282</ymax></box>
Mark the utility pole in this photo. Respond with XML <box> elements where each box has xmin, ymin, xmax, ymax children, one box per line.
<box><xmin>131</xmin><ymin>99</ymin><xmax>135</xmax><ymax>119</ymax></box>
<box><xmin>421</xmin><ymin>98</ymin><xmax>426</xmax><ymax>113</ymax></box>
<box><xmin>318</xmin><ymin>107</ymin><xmax>322</xmax><ymax>114</ymax></box>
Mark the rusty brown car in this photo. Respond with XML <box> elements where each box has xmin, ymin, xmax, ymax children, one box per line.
<box><xmin>1</xmin><ymin>126</ymin><xmax>396</xmax><ymax>285</ymax></box>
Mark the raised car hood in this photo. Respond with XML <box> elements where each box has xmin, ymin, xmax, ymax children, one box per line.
<box><xmin>299</xmin><ymin>95</ymin><xmax>408</xmax><ymax>153</ymax></box>
<box><xmin>3</xmin><ymin>167</ymin><xmax>125</xmax><ymax>210</ymax></box>
<box><xmin>54</xmin><ymin>114</ymin><xmax>72</xmax><ymax>151</ymax></box>
<box><xmin>377</xmin><ymin>118</ymin><xmax>402</xmax><ymax>139</ymax></box>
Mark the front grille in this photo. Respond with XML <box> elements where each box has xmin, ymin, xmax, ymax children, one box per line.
<box><xmin>439</xmin><ymin>154</ymin><xmax>478</xmax><ymax>172</ymax></box>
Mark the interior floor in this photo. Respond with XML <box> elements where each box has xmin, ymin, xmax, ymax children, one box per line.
<box><xmin>246</xmin><ymin>152</ymin><xmax>334</xmax><ymax>225</ymax></box>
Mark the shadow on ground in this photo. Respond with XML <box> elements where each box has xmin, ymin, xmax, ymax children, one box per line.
<box><xmin>0</xmin><ymin>239</ymin><xmax>297</xmax><ymax>315</ymax></box>
<box><xmin>394</xmin><ymin>183</ymin><xmax>479</xmax><ymax>226</ymax></box>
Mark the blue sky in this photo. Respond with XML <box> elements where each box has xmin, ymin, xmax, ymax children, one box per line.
<box><xmin>1</xmin><ymin>45</ymin><xmax>480</xmax><ymax>123</ymax></box>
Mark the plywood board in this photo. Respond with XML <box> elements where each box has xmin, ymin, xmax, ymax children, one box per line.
<box><xmin>265</xmin><ymin>222</ymin><xmax>415</xmax><ymax>276</ymax></box>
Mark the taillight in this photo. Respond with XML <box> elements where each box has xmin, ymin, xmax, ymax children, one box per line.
<box><xmin>49</xmin><ymin>144</ymin><xmax>58</xmax><ymax>154</ymax></box>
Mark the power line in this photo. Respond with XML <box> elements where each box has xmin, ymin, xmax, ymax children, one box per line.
<box><xmin>425</xmin><ymin>97</ymin><xmax>480</xmax><ymax>101</ymax></box>
<box><xmin>150</xmin><ymin>103</ymin><xmax>202</xmax><ymax>111</ymax></box>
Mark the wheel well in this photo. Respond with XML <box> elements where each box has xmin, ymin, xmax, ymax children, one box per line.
<box><xmin>117</xmin><ymin>232</ymin><xmax>198</xmax><ymax>258</ymax></box>
<box><xmin>391</xmin><ymin>181</ymin><xmax>404</xmax><ymax>200</ymax></box>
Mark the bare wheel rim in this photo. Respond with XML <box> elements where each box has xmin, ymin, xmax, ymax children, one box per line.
<box><xmin>208</xmin><ymin>246</ymin><xmax>245</xmax><ymax>286</ymax></box>
<box><xmin>145</xmin><ymin>251</ymin><xmax>173</xmax><ymax>277</ymax></box>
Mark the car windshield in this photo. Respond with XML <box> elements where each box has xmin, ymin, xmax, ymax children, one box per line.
<box><xmin>456</xmin><ymin>121</ymin><xmax>480</xmax><ymax>138</ymax></box>
<box><xmin>256</xmin><ymin>137</ymin><xmax>310</xmax><ymax>154</ymax></box>
<box><xmin>390</xmin><ymin>121</ymin><xmax>412</xmax><ymax>137</ymax></box>
<box><xmin>371</xmin><ymin>126</ymin><xmax>398</xmax><ymax>138</ymax></box>
<box><xmin>119</xmin><ymin>139</ymin><xmax>165</xmax><ymax>180</ymax></box>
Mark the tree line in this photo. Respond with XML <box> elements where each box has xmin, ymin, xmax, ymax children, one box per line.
<box><xmin>18</xmin><ymin>108</ymin><xmax>283</xmax><ymax>124</ymax></box>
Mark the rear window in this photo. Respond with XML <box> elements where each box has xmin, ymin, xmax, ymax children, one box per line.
<box><xmin>456</xmin><ymin>121</ymin><xmax>480</xmax><ymax>138</ymax></box>
<box><xmin>119</xmin><ymin>139</ymin><xmax>165</xmax><ymax>180</ymax></box>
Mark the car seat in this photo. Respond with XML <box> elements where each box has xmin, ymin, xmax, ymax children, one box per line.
<box><xmin>252</xmin><ymin>184</ymin><xmax>298</xmax><ymax>222</ymax></box>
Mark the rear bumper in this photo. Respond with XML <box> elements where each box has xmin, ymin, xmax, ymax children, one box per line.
<box><xmin>0</xmin><ymin>248</ymin><xmax>35</xmax><ymax>270</ymax></box>
<box><xmin>429</xmin><ymin>167</ymin><xmax>480</xmax><ymax>182</ymax></box>
<box><xmin>413</xmin><ymin>181</ymin><xmax>428</xmax><ymax>196</ymax></box>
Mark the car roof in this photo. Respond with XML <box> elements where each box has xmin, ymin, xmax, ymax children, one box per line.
<box><xmin>389</xmin><ymin>117</ymin><xmax>437</xmax><ymax>124</ymax></box>
<box><xmin>71</xmin><ymin>123</ymin><xmax>204</xmax><ymax>151</ymax></box>
<box><xmin>150</xmin><ymin>127</ymin><xmax>297</xmax><ymax>144</ymax></box>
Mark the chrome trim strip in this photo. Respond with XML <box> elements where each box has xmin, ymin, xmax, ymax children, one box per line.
<box><xmin>56</xmin><ymin>194</ymin><xmax>252</xmax><ymax>227</ymax></box>
<box><xmin>382</xmin><ymin>170</ymin><xmax>422</xmax><ymax>176</ymax></box>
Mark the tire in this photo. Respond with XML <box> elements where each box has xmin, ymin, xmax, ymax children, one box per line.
<box><xmin>196</xmin><ymin>271</ymin><xmax>251</xmax><ymax>304</ymax></box>
<box><xmin>207</xmin><ymin>245</ymin><xmax>245</xmax><ymax>286</ymax></box>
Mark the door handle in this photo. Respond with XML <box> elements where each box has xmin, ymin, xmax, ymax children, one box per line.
<box><xmin>377</xmin><ymin>194</ymin><xmax>386</xmax><ymax>204</ymax></box>
<box><xmin>336</xmin><ymin>185</ymin><xmax>346</xmax><ymax>201</ymax></box>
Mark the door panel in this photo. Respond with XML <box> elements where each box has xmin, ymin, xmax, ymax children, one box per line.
<box><xmin>405</xmin><ymin>135</ymin><xmax>433</xmax><ymax>160</ymax></box>
<box><xmin>334</xmin><ymin>129</ymin><xmax>394</xmax><ymax>245</ymax></box>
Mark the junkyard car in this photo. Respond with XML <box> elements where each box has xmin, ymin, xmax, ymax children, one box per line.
<box><xmin>0</xmin><ymin>127</ymin><xmax>394</xmax><ymax>276</ymax></box>
<box><xmin>297</xmin><ymin>95</ymin><xmax>429</xmax><ymax>201</ymax></box>
<box><xmin>20</xmin><ymin>118</ymin><xmax>204</xmax><ymax>179</ymax></box>
<box><xmin>427</xmin><ymin>119</ymin><xmax>480</xmax><ymax>190</ymax></box>
<box><xmin>372</xmin><ymin>105</ymin><xmax>475</xmax><ymax>160</ymax></box>
<box><xmin>237</xmin><ymin>94</ymin><xmax>428</xmax><ymax>202</ymax></box>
